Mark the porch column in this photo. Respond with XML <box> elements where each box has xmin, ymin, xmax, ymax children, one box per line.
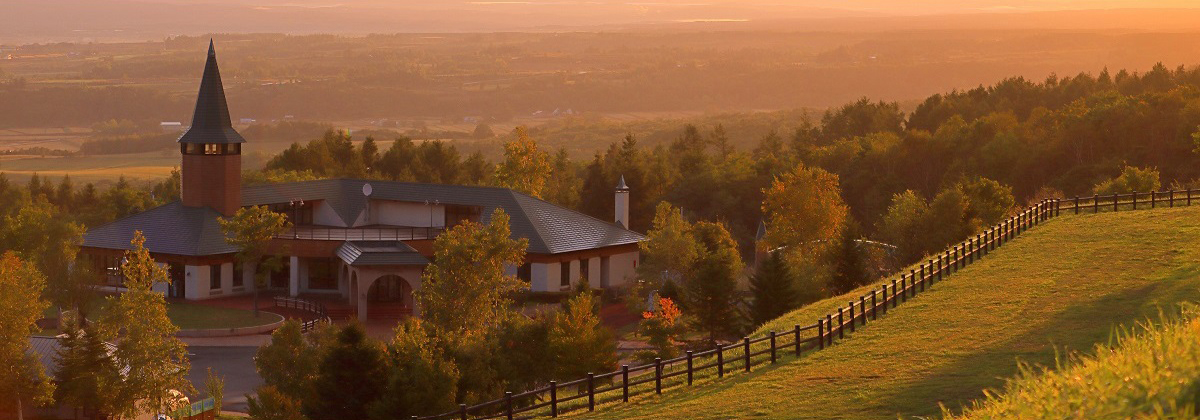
<box><xmin>357</xmin><ymin>274</ymin><xmax>372</xmax><ymax>321</ymax></box>
<box><xmin>289</xmin><ymin>256</ymin><xmax>300</xmax><ymax>297</ymax></box>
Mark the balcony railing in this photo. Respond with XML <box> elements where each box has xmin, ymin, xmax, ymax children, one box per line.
<box><xmin>276</xmin><ymin>226</ymin><xmax>444</xmax><ymax>241</ymax></box>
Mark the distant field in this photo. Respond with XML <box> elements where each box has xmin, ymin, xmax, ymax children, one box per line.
<box><xmin>0</xmin><ymin>127</ymin><xmax>91</xmax><ymax>151</ymax></box>
<box><xmin>584</xmin><ymin>206</ymin><xmax>1200</xmax><ymax>419</ymax></box>
<box><xmin>0</xmin><ymin>152</ymin><xmax>178</xmax><ymax>185</ymax></box>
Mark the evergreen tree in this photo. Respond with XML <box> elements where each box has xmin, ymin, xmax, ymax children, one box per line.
<box><xmin>686</xmin><ymin>222</ymin><xmax>745</xmax><ymax>344</ymax></box>
<box><xmin>749</xmin><ymin>251</ymin><xmax>800</xmax><ymax>326</ymax></box>
<box><xmin>368</xmin><ymin>319</ymin><xmax>460</xmax><ymax>419</ymax></box>
<box><xmin>54</xmin><ymin>319</ymin><xmax>121</xmax><ymax>418</ymax></box>
<box><xmin>305</xmin><ymin>323</ymin><xmax>387</xmax><ymax>419</ymax></box>
<box><xmin>829</xmin><ymin>222</ymin><xmax>870</xmax><ymax>295</ymax></box>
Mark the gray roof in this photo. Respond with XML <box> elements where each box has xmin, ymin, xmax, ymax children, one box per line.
<box><xmin>243</xmin><ymin>179</ymin><xmax>645</xmax><ymax>254</ymax></box>
<box><xmin>84</xmin><ymin>179</ymin><xmax>644</xmax><ymax>257</ymax></box>
<box><xmin>337</xmin><ymin>241</ymin><xmax>429</xmax><ymax>266</ymax></box>
<box><xmin>178</xmin><ymin>40</ymin><xmax>246</xmax><ymax>145</ymax></box>
<box><xmin>29</xmin><ymin>336</ymin><xmax>62</xmax><ymax>375</ymax></box>
<box><xmin>81</xmin><ymin>201</ymin><xmax>238</xmax><ymax>256</ymax></box>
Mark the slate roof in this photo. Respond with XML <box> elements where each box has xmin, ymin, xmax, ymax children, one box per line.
<box><xmin>242</xmin><ymin>179</ymin><xmax>645</xmax><ymax>254</ymax></box>
<box><xmin>83</xmin><ymin>179</ymin><xmax>644</xmax><ymax>257</ymax></box>
<box><xmin>178</xmin><ymin>40</ymin><xmax>245</xmax><ymax>145</ymax></box>
<box><xmin>81</xmin><ymin>201</ymin><xmax>238</xmax><ymax>256</ymax></box>
<box><xmin>336</xmin><ymin>241</ymin><xmax>429</xmax><ymax>266</ymax></box>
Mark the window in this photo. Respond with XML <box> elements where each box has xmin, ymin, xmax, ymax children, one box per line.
<box><xmin>560</xmin><ymin>262</ymin><xmax>570</xmax><ymax>288</ymax></box>
<box><xmin>517</xmin><ymin>263</ymin><xmax>531</xmax><ymax>282</ymax></box>
<box><xmin>204</xmin><ymin>143</ymin><xmax>221</xmax><ymax>155</ymax></box>
<box><xmin>580</xmin><ymin>259</ymin><xmax>589</xmax><ymax>283</ymax></box>
<box><xmin>232</xmin><ymin>262</ymin><xmax>244</xmax><ymax>288</ymax></box>
<box><xmin>209</xmin><ymin>264</ymin><xmax>221</xmax><ymax>290</ymax></box>
<box><xmin>268</xmin><ymin>202</ymin><xmax>314</xmax><ymax>226</ymax></box>
<box><xmin>308</xmin><ymin>259</ymin><xmax>338</xmax><ymax>290</ymax></box>
<box><xmin>445</xmin><ymin>205</ymin><xmax>482</xmax><ymax>229</ymax></box>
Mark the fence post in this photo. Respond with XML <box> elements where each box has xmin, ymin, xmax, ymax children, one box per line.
<box><xmin>550</xmin><ymin>381</ymin><xmax>557</xmax><ymax>417</ymax></box>
<box><xmin>872</xmin><ymin>290</ymin><xmax>879</xmax><ymax>319</ymax></box>
<box><xmin>826</xmin><ymin>314</ymin><xmax>834</xmax><ymax>346</ymax></box>
<box><xmin>1055</xmin><ymin>198</ymin><xmax>1061</xmax><ymax>217</ymax></box>
<box><xmin>890</xmin><ymin>280</ymin><xmax>898</xmax><ymax>308</ymax></box>
<box><xmin>743</xmin><ymin>337</ymin><xmax>751</xmax><ymax>372</ymax></box>
<box><xmin>919</xmin><ymin>264</ymin><xmax>927</xmax><ymax>291</ymax></box>
<box><xmin>848</xmin><ymin>303</ymin><xmax>856</xmax><ymax>333</ymax></box>
<box><xmin>460</xmin><ymin>403</ymin><xmax>468</xmax><ymax>420</ymax></box>
<box><xmin>794</xmin><ymin>325</ymin><xmax>801</xmax><ymax>356</ymax></box>
<box><xmin>1152</xmin><ymin>191</ymin><xmax>1156</xmax><ymax>209</ymax></box>
<box><xmin>816</xmin><ymin>319</ymin><xmax>824</xmax><ymax>350</ymax></box>
<box><xmin>686</xmin><ymin>351</ymin><xmax>694</xmax><ymax>385</ymax></box>
<box><xmin>1189</xmin><ymin>189</ymin><xmax>1193</xmax><ymax>206</ymax></box>
<box><xmin>859</xmin><ymin>296</ymin><xmax>867</xmax><ymax>325</ymax></box>
<box><xmin>900</xmin><ymin>277</ymin><xmax>907</xmax><ymax>303</ymax></box>
<box><xmin>1170</xmin><ymin>190</ymin><xmax>1174</xmax><ymax>207</ymax></box>
<box><xmin>717</xmin><ymin>344</ymin><xmax>725</xmax><ymax>377</ymax></box>
<box><xmin>770</xmin><ymin>331</ymin><xmax>777</xmax><ymax>363</ymax></box>
<box><xmin>654</xmin><ymin>360</ymin><xmax>662</xmax><ymax>394</ymax></box>
<box><xmin>1113</xmin><ymin>193</ymin><xmax>1119</xmax><ymax>212</ymax></box>
<box><xmin>622</xmin><ymin>365</ymin><xmax>630</xmax><ymax>402</ymax></box>
<box><xmin>1074</xmin><ymin>196</ymin><xmax>1080</xmax><ymax>214</ymax></box>
<box><xmin>506</xmin><ymin>391</ymin><xmax>514</xmax><ymax>420</ymax></box>
<box><xmin>588</xmin><ymin>373</ymin><xmax>595</xmax><ymax>410</ymax></box>
<box><xmin>837</xmin><ymin>308</ymin><xmax>845</xmax><ymax>339</ymax></box>
<box><xmin>937</xmin><ymin>255</ymin><xmax>944</xmax><ymax>281</ymax></box>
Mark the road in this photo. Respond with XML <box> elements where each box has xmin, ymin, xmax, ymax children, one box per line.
<box><xmin>186</xmin><ymin>346</ymin><xmax>262</xmax><ymax>413</ymax></box>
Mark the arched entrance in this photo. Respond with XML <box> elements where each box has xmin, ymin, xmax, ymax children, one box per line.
<box><xmin>367</xmin><ymin>275</ymin><xmax>413</xmax><ymax>307</ymax></box>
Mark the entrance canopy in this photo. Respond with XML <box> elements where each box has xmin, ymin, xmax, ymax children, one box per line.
<box><xmin>336</xmin><ymin>241</ymin><xmax>429</xmax><ymax>267</ymax></box>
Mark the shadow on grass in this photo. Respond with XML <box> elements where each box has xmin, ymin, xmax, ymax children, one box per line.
<box><xmin>879</xmin><ymin>263</ymin><xmax>1200</xmax><ymax>419</ymax></box>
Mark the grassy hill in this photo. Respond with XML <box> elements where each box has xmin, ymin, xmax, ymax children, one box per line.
<box><xmin>584</xmin><ymin>206</ymin><xmax>1200</xmax><ymax>419</ymax></box>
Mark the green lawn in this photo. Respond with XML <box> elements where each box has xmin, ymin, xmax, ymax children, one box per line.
<box><xmin>38</xmin><ymin>294</ymin><xmax>279</xmax><ymax>332</ymax></box>
<box><xmin>583</xmin><ymin>206</ymin><xmax>1200</xmax><ymax>419</ymax></box>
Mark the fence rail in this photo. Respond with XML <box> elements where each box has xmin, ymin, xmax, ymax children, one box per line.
<box><xmin>416</xmin><ymin>188</ymin><xmax>1198</xmax><ymax>420</ymax></box>
<box><xmin>275</xmin><ymin>226</ymin><xmax>443</xmax><ymax>241</ymax></box>
<box><xmin>273</xmin><ymin>296</ymin><xmax>332</xmax><ymax>333</ymax></box>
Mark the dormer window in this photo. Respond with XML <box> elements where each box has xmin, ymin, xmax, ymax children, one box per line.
<box><xmin>205</xmin><ymin>143</ymin><xmax>220</xmax><ymax>154</ymax></box>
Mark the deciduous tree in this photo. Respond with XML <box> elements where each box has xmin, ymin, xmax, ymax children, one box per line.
<box><xmin>546</xmin><ymin>291</ymin><xmax>618</xmax><ymax>380</ymax></box>
<box><xmin>761</xmin><ymin>163</ymin><xmax>848</xmax><ymax>250</ymax></box>
<box><xmin>219</xmin><ymin>205</ymin><xmax>291</xmax><ymax>316</ymax></box>
<box><xmin>305</xmin><ymin>323</ymin><xmax>387</xmax><ymax>420</ymax></box>
<box><xmin>493</xmin><ymin>126</ymin><xmax>551</xmax><ymax>198</ymax></box>
<box><xmin>369</xmin><ymin>319</ymin><xmax>460</xmax><ymax>419</ymax></box>
<box><xmin>0</xmin><ymin>252</ymin><xmax>54</xmax><ymax>418</ymax></box>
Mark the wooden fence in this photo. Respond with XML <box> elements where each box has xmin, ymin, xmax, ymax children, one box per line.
<box><xmin>273</xmin><ymin>296</ymin><xmax>331</xmax><ymax>333</ymax></box>
<box><xmin>417</xmin><ymin>188</ymin><xmax>1198</xmax><ymax>420</ymax></box>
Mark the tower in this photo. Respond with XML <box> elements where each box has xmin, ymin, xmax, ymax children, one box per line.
<box><xmin>615</xmin><ymin>175</ymin><xmax>630</xmax><ymax>229</ymax></box>
<box><xmin>178</xmin><ymin>40</ymin><xmax>245</xmax><ymax>217</ymax></box>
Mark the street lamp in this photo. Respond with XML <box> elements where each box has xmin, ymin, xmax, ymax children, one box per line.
<box><xmin>289</xmin><ymin>199</ymin><xmax>304</xmax><ymax>239</ymax></box>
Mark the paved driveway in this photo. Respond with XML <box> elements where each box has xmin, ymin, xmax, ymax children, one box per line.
<box><xmin>186</xmin><ymin>346</ymin><xmax>261</xmax><ymax>413</ymax></box>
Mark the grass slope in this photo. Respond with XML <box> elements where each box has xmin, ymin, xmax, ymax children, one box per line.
<box><xmin>586</xmin><ymin>206</ymin><xmax>1200</xmax><ymax>419</ymax></box>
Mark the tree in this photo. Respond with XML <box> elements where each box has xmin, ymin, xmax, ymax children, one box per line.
<box><xmin>247</xmin><ymin>385</ymin><xmax>306</xmax><ymax>420</ymax></box>
<box><xmin>957</xmin><ymin>176</ymin><xmax>1015</xmax><ymax>227</ymax></box>
<box><xmin>254</xmin><ymin>319</ymin><xmax>337</xmax><ymax>402</ymax></box>
<box><xmin>761</xmin><ymin>163</ymin><xmax>848</xmax><ymax>250</ymax></box>
<box><xmin>414</xmin><ymin>209</ymin><xmax>527</xmax><ymax>336</ymax></box>
<box><xmin>749</xmin><ymin>251</ymin><xmax>800</xmax><ymax>326</ymax></box>
<box><xmin>54</xmin><ymin>319</ymin><xmax>121</xmax><ymax>420</ymax></box>
<box><xmin>634</xmin><ymin>297</ymin><xmax>684</xmax><ymax>362</ymax></box>
<box><xmin>0</xmin><ymin>252</ymin><xmax>54</xmax><ymax>418</ymax></box>
<box><xmin>637</xmin><ymin>202</ymin><xmax>700</xmax><ymax>286</ymax></box>
<box><xmin>686</xmin><ymin>222</ymin><xmax>745</xmax><ymax>344</ymax></box>
<box><xmin>99</xmin><ymin>231</ymin><xmax>192</xmax><ymax>419</ymax></box>
<box><xmin>828</xmin><ymin>222</ymin><xmax>870</xmax><ymax>295</ymax></box>
<box><xmin>305</xmin><ymin>323</ymin><xmax>387</xmax><ymax>420</ymax></box>
<box><xmin>473</xmin><ymin>123</ymin><xmax>496</xmax><ymax>139</ymax></box>
<box><xmin>218</xmin><ymin>205</ymin><xmax>291</xmax><ymax>316</ymax></box>
<box><xmin>493</xmin><ymin>126</ymin><xmax>551</xmax><ymax>198</ymax></box>
<box><xmin>1093</xmin><ymin>166</ymin><xmax>1162</xmax><ymax>195</ymax></box>
<box><xmin>546</xmin><ymin>291</ymin><xmax>618</xmax><ymax>380</ymax></box>
<box><xmin>0</xmin><ymin>196</ymin><xmax>85</xmax><ymax>315</ymax></box>
<box><xmin>205</xmin><ymin>367</ymin><xmax>225</xmax><ymax>416</ymax></box>
<box><xmin>369</xmin><ymin>319</ymin><xmax>460</xmax><ymax>419</ymax></box>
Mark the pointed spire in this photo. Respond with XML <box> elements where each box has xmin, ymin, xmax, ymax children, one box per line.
<box><xmin>178</xmin><ymin>40</ymin><xmax>245</xmax><ymax>144</ymax></box>
<box><xmin>616</xmin><ymin>175</ymin><xmax>629</xmax><ymax>192</ymax></box>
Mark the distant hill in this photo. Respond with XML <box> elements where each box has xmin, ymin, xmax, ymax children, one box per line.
<box><xmin>586</xmin><ymin>205</ymin><xmax>1200</xmax><ymax>418</ymax></box>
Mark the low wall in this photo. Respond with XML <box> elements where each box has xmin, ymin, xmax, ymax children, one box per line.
<box><xmin>175</xmin><ymin>312</ymin><xmax>285</xmax><ymax>338</ymax></box>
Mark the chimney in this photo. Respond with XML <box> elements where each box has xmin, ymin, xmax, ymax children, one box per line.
<box><xmin>615</xmin><ymin>175</ymin><xmax>630</xmax><ymax>229</ymax></box>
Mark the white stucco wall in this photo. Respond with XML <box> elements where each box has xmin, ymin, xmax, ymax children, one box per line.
<box><xmin>530</xmin><ymin>263</ymin><xmax>551</xmax><ymax>292</ymax></box>
<box><xmin>567</xmin><ymin>260</ymin><xmax>580</xmax><ymax>290</ymax></box>
<box><xmin>357</xmin><ymin>200</ymin><xmax>445</xmax><ymax>227</ymax></box>
<box><xmin>313</xmin><ymin>200</ymin><xmax>345</xmax><ymax>226</ymax></box>
<box><xmin>587</xmin><ymin>256</ymin><xmax>602</xmax><ymax>289</ymax></box>
<box><xmin>607</xmin><ymin>251</ymin><xmax>639</xmax><ymax>288</ymax></box>
<box><xmin>545</xmin><ymin>262</ymin><xmax>562</xmax><ymax>291</ymax></box>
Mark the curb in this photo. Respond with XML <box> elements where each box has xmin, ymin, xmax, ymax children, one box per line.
<box><xmin>175</xmin><ymin>311</ymin><xmax>285</xmax><ymax>338</ymax></box>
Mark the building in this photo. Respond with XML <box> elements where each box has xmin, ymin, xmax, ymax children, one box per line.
<box><xmin>80</xmin><ymin>41</ymin><xmax>644</xmax><ymax>320</ymax></box>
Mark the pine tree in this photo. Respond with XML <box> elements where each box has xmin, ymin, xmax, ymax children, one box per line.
<box><xmin>368</xmin><ymin>319</ymin><xmax>460</xmax><ymax>420</ymax></box>
<box><xmin>749</xmin><ymin>251</ymin><xmax>800</xmax><ymax>326</ymax></box>
<box><xmin>54</xmin><ymin>319</ymin><xmax>121</xmax><ymax>418</ymax></box>
<box><xmin>686</xmin><ymin>222</ymin><xmax>745</xmax><ymax>344</ymax></box>
<box><xmin>305</xmin><ymin>323</ymin><xmax>387</xmax><ymax>419</ymax></box>
<box><xmin>829</xmin><ymin>223</ymin><xmax>870</xmax><ymax>295</ymax></box>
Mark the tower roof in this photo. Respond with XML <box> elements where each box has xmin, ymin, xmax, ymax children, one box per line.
<box><xmin>178</xmin><ymin>40</ymin><xmax>246</xmax><ymax>144</ymax></box>
<box><xmin>616</xmin><ymin>175</ymin><xmax>629</xmax><ymax>191</ymax></box>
